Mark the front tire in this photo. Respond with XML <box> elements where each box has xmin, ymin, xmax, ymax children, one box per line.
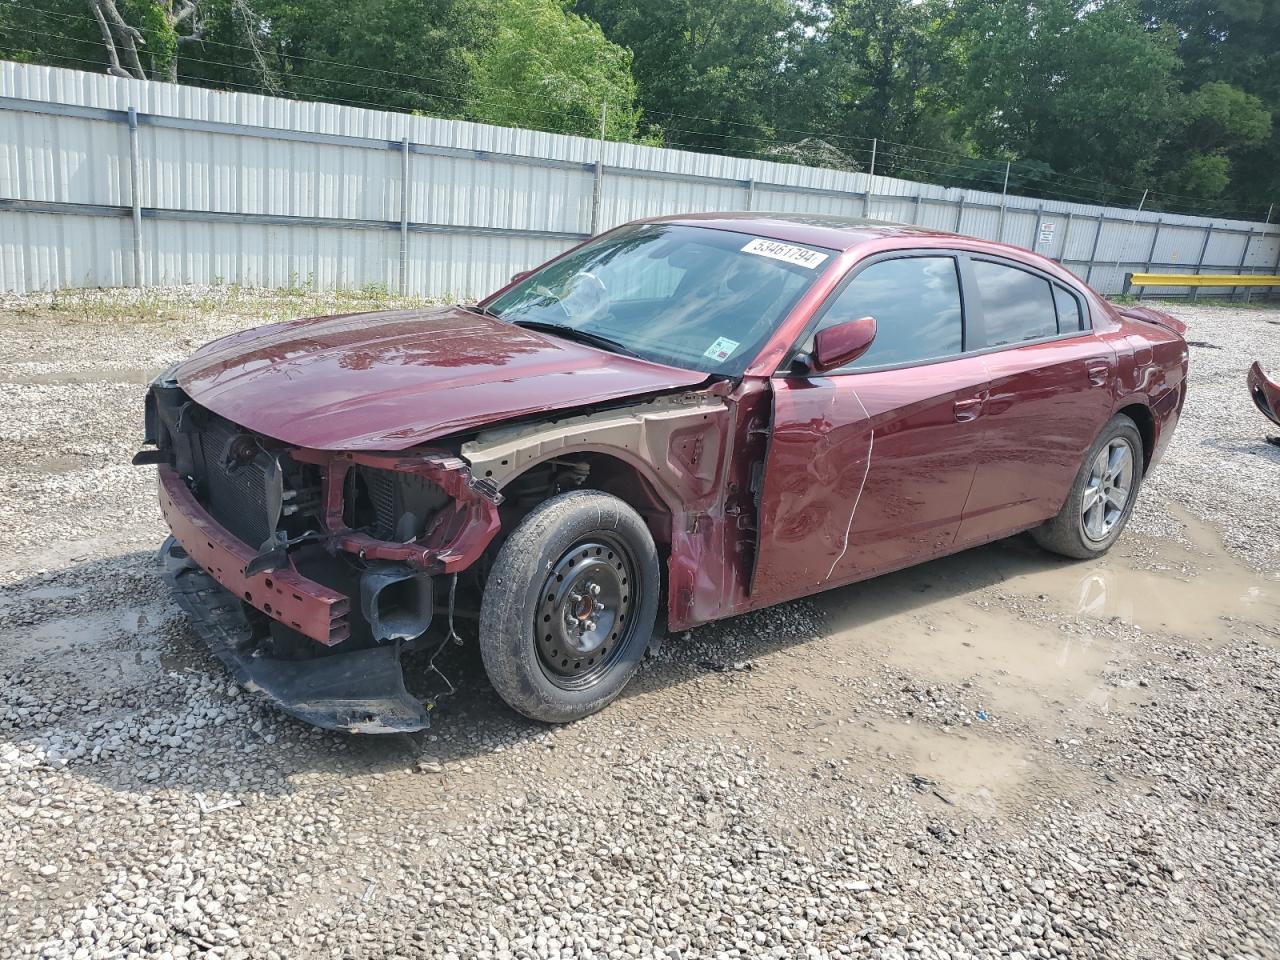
<box><xmin>478</xmin><ymin>490</ymin><xmax>660</xmax><ymax>722</ymax></box>
<box><xmin>1032</xmin><ymin>414</ymin><xmax>1144</xmax><ymax>560</ymax></box>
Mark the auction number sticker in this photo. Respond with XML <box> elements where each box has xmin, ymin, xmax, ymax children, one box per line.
<box><xmin>740</xmin><ymin>237</ymin><xmax>828</xmax><ymax>269</ymax></box>
<box><xmin>703</xmin><ymin>336</ymin><xmax>741</xmax><ymax>362</ymax></box>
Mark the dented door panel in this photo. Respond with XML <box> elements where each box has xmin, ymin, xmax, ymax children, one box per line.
<box><xmin>751</xmin><ymin>354</ymin><xmax>990</xmax><ymax>606</ymax></box>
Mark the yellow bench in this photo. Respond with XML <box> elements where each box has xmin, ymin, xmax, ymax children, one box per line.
<box><xmin>1124</xmin><ymin>272</ymin><xmax>1280</xmax><ymax>294</ymax></box>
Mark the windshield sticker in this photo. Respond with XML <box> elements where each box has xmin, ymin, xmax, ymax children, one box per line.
<box><xmin>740</xmin><ymin>237</ymin><xmax>829</xmax><ymax>269</ymax></box>
<box><xmin>703</xmin><ymin>336</ymin><xmax>741</xmax><ymax>362</ymax></box>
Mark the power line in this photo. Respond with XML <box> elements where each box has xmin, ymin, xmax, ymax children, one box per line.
<box><xmin>1</xmin><ymin>6</ymin><xmax>1269</xmax><ymax>220</ymax></box>
<box><xmin>0</xmin><ymin>24</ymin><xmax>607</xmax><ymax>131</ymax></box>
<box><xmin>1</xmin><ymin>1</ymin><xmax>637</xmax><ymax>115</ymax></box>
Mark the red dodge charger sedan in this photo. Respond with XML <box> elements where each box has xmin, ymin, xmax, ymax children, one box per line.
<box><xmin>136</xmin><ymin>214</ymin><xmax>1188</xmax><ymax>732</ymax></box>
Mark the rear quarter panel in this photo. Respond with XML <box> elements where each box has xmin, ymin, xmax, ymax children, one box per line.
<box><xmin>1103</xmin><ymin>303</ymin><xmax>1189</xmax><ymax>471</ymax></box>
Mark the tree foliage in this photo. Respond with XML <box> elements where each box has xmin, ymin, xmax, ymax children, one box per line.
<box><xmin>466</xmin><ymin>0</ymin><xmax>640</xmax><ymax>139</ymax></box>
<box><xmin>0</xmin><ymin>0</ymin><xmax>1276</xmax><ymax>215</ymax></box>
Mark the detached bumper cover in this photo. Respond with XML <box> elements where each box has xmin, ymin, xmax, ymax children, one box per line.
<box><xmin>1249</xmin><ymin>361</ymin><xmax>1280</xmax><ymax>428</ymax></box>
<box><xmin>161</xmin><ymin>538</ymin><xmax>429</xmax><ymax>734</ymax></box>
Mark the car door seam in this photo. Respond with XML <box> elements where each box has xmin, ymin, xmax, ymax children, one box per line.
<box><xmin>825</xmin><ymin>425</ymin><xmax>874</xmax><ymax>581</ymax></box>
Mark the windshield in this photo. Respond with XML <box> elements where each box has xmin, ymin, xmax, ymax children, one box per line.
<box><xmin>485</xmin><ymin>223</ymin><xmax>836</xmax><ymax>375</ymax></box>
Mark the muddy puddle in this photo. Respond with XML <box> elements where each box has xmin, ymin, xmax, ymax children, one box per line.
<box><xmin>766</xmin><ymin>514</ymin><xmax>1280</xmax><ymax>816</ymax></box>
<box><xmin>0</xmin><ymin>605</ymin><xmax>154</xmax><ymax>657</ymax></box>
<box><xmin>815</xmin><ymin>515</ymin><xmax>1277</xmax><ymax>707</ymax></box>
<box><xmin>16</xmin><ymin>453</ymin><xmax>96</xmax><ymax>476</ymax></box>
<box><xmin>10</xmin><ymin>365</ymin><xmax>157</xmax><ymax>385</ymax></box>
<box><xmin>852</xmin><ymin>719</ymin><xmax>1046</xmax><ymax>817</ymax></box>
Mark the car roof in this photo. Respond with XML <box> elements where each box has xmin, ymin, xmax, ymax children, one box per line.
<box><xmin>645</xmin><ymin>212</ymin><xmax>956</xmax><ymax>252</ymax></box>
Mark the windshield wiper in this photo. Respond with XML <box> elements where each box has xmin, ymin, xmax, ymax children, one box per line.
<box><xmin>463</xmin><ymin>303</ymin><xmax>502</xmax><ymax>319</ymax></box>
<box><xmin>511</xmin><ymin>320</ymin><xmax>641</xmax><ymax>358</ymax></box>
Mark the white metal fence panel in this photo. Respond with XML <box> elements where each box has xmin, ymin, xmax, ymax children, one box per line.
<box><xmin>1</xmin><ymin>60</ymin><xmax>1277</xmax><ymax>300</ymax></box>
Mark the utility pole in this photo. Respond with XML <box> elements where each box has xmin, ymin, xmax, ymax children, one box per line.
<box><xmin>589</xmin><ymin>101</ymin><xmax>607</xmax><ymax>235</ymax></box>
<box><xmin>996</xmin><ymin>160</ymin><xmax>1011</xmax><ymax>242</ymax></box>
<box><xmin>862</xmin><ymin>139</ymin><xmax>877</xmax><ymax>218</ymax></box>
<box><xmin>1115</xmin><ymin>188</ymin><xmax>1148</xmax><ymax>273</ymax></box>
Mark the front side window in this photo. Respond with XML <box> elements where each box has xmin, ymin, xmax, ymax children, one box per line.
<box><xmin>972</xmin><ymin>260</ymin><xmax>1058</xmax><ymax>346</ymax></box>
<box><xmin>810</xmin><ymin>256</ymin><xmax>964</xmax><ymax>371</ymax></box>
<box><xmin>486</xmin><ymin>224</ymin><xmax>835</xmax><ymax>376</ymax></box>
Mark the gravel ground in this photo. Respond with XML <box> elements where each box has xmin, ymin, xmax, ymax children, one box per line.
<box><xmin>1</xmin><ymin>287</ymin><xmax>1278</xmax><ymax>960</ymax></box>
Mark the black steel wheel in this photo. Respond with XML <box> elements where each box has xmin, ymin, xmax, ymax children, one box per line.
<box><xmin>535</xmin><ymin>533</ymin><xmax>639</xmax><ymax>690</ymax></box>
<box><xmin>479</xmin><ymin>490</ymin><xmax>660</xmax><ymax>722</ymax></box>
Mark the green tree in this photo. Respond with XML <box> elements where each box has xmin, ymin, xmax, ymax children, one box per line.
<box><xmin>572</xmin><ymin>0</ymin><xmax>814</xmax><ymax>153</ymax></box>
<box><xmin>465</xmin><ymin>0</ymin><xmax>640</xmax><ymax>138</ymax></box>
<box><xmin>0</xmin><ymin>0</ymin><xmax>103</xmax><ymax>72</ymax></box>
<box><xmin>796</xmin><ymin>0</ymin><xmax>964</xmax><ymax>160</ymax></box>
<box><xmin>1159</xmin><ymin>82</ymin><xmax>1271</xmax><ymax>201</ymax></box>
<box><xmin>1140</xmin><ymin>0</ymin><xmax>1279</xmax><ymax>211</ymax></box>
<box><xmin>957</xmin><ymin>0</ymin><xmax>1181</xmax><ymax>195</ymax></box>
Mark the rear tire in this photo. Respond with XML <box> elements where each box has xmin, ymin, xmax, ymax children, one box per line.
<box><xmin>478</xmin><ymin>490</ymin><xmax>660</xmax><ymax>723</ymax></box>
<box><xmin>1032</xmin><ymin>414</ymin><xmax>1144</xmax><ymax>560</ymax></box>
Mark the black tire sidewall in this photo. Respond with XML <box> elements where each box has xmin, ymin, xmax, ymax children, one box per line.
<box><xmin>479</xmin><ymin>490</ymin><xmax>660</xmax><ymax>723</ymax></box>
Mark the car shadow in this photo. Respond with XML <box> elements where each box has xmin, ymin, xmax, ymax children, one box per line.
<box><xmin>0</xmin><ymin>535</ymin><xmax>1075</xmax><ymax>797</ymax></box>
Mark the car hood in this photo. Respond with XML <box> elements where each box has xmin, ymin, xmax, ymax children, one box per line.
<box><xmin>175</xmin><ymin>306</ymin><xmax>709</xmax><ymax>450</ymax></box>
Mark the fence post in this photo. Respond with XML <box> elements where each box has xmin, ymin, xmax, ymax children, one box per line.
<box><xmin>954</xmin><ymin>195</ymin><xmax>965</xmax><ymax>233</ymax></box>
<box><xmin>1034</xmin><ymin>203</ymin><xmax>1044</xmax><ymax>252</ymax></box>
<box><xmin>127</xmin><ymin>107</ymin><xmax>144</xmax><ymax>287</ymax></box>
<box><xmin>912</xmin><ymin>194</ymin><xmax>922</xmax><ymax>225</ymax></box>
<box><xmin>744</xmin><ymin>177</ymin><xmax>755</xmax><ymax>212</ymax></box>
<box><xmin>1270</xmin><ymin>233</ymin><xmax>1280</xmax><ymax>301</ymax></box>
<box><xmin>1190</xmin><ymin>224</ymin><xmax>1213</xmax><ymax>302</ymax></box>
<box><xmin>399</xmin><ymin>137</ymin><xmax>410</xmax><ymax>296</ymax></box>
<box><xmin>1084</xmin><ymin>214</ymin><xmax>1105</xmax><ymax>285</ymax></box>
<box><xmin>996</xmin><ymin>160</ymin><xmax>1011</xmax><ymax>241</ymax></box>
<box><xmin>1137</xmin><ymin>217</ymin><xmax>1162</xmax><ymax>301</ymax></box>
<box><xmin>1237</xmin><ymin>229</ymin><xmax>1254</xmax><ymax>302</ymax></box>
<box><xmin>589</xmin><ymin>101</ymin><xmax>607</xmax><ymax>235</ymax></box>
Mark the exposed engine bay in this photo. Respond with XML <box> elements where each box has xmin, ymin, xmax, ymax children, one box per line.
<box><xmin>137</xmin><ymin>375</ymin><xmax>509</xmax><ymax>731</ymax></box>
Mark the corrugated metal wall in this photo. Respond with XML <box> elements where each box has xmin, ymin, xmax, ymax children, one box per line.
<box><xmin>2</xmin><ymin>61</ymin><xmax>1278</xmax><ymax>299</ymax></box>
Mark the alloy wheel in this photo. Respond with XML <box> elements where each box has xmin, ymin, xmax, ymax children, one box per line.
<box><xmin>1080</xmin><ymin>438</ymin><xmax>1135</xmax><ymax>542</ymax></box>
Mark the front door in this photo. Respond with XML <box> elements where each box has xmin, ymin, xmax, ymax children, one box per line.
<box><xmin>750</xmin><ymin>253</ymin><xmax>991</xmax><ymax>606</ymax></box>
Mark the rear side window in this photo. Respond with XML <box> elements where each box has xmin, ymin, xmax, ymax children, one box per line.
<box><xmin>972</xmin><ymin>260</ymin><xmax>1058</xmax><ymax>346</ymax></box>
<box><xmin>814</xmin><ymin>256</ymin><xmax>963</xmax><ymax>370</ymax></box>
<box><xmin>1053</xmin><ymin>285</ymin><xmax>1084</xmax><ymax>332</ymax></box>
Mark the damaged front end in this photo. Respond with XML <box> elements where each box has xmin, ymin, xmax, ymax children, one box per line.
<box><xmin>136</xmin><ymin>375</ymin><xmax>502</xmax><ymax>733</ymax></box>
<box><xmin>1248</xmin><ymin>361</ymin><xmax>1280</xmax><ymax>433</ymax></box>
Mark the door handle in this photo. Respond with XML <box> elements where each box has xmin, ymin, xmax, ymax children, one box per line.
<box><xmin>953</xmin><ymin>394</ymin><xmax>986</xmax><ymax>422</ymax></box>
<box><xmin>1086</xmin><ymin>360</ymin><xmax>1110</xmax><ymax>386</ymax></box>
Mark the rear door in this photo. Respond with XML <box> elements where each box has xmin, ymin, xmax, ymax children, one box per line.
<box><xmin>751</xmin><ymin>253</ymin><xmax>991</xmax><ymax>605</ymax></box>
<box><xmin>955</xmin><ymin>256</ymin><xmax>1116</xmax><ymax>545</ymax></box>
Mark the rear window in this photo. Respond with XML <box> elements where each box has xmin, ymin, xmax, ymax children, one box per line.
<box><xmin>972</xmin><ymin>260</ymin><xmax>1058</xmax><ymax>346</ymax></box>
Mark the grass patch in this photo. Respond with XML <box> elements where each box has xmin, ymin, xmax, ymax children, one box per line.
<box><xmin>1</xmin><ymin>283</ymin><xmax>441</xmax><ymax>330</ymax></box>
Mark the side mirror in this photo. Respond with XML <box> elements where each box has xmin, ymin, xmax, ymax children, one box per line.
<box><xmin>812</xmin><ymin>316</ymin><xmax>877</xmax><ymax>372</ymax></box>
<box><xmin>510</xmin><ymin>269</ymin><xmax>533</xmax><ymax>284</ymax></box>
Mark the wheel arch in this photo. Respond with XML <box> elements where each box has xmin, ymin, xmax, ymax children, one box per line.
<box><xmin>495</xmin><ymin>446</ymin><xmax>679</xmax><ymax>547</ymax></box>
<box><xmin>1114</xmin><ymin>400</ymin><xmax>1155</xmax><ymax>473</ymax></box>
